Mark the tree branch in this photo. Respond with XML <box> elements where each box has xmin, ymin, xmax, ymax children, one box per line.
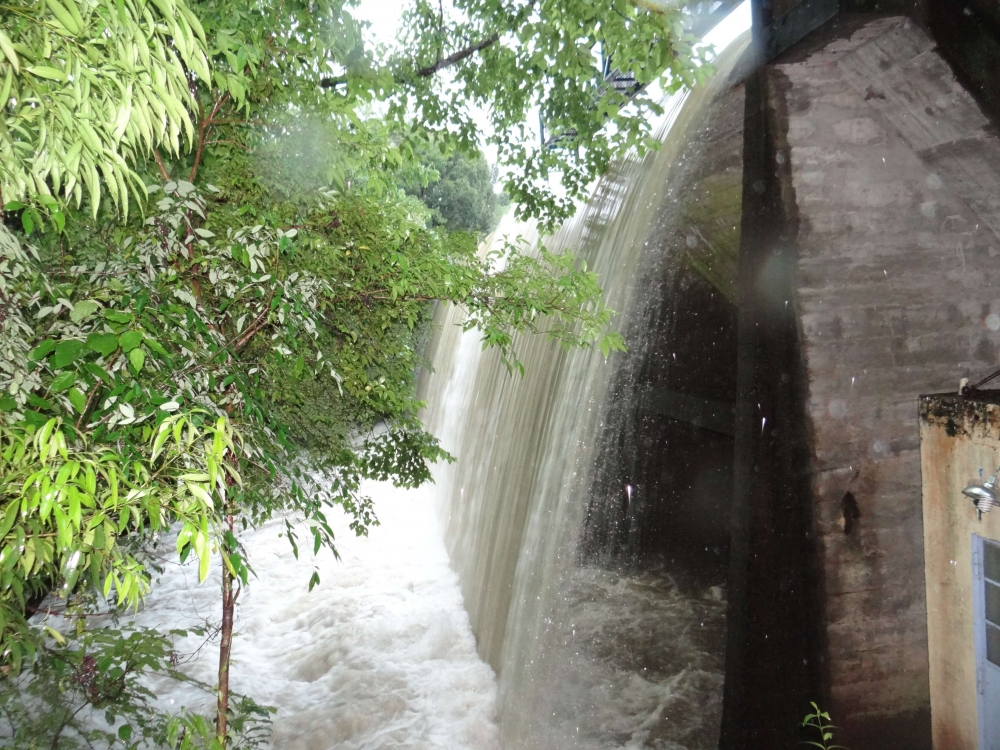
<box><xmin>75</xmin><ymin>350</ymin><xmax>118</xmax><ymax>430</ymax></box>
<box><xmin>190</xmin><ymin>92</ymin><xmax>231</xmax><ymax>183</ymax></box>
<box><xmin>414</xmin><ymin>0</ymin><xmax>539</xmax><ymax>77</ymax></box>
<box><xmin>152</xmin><ymin>149</ymin><xmax>170</xmax><ymax>182</ymax></box>
<box><xmin>321</xmin><ymin>1</ymin><xmax>539</xmax><ymax>88</ymax></box>
<box><xmin>415</xmin><ymin>32</ymin><xmax>500</xmax><ymax>77</ymax></box>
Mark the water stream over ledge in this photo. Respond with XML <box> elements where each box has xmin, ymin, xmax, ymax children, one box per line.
<box><xmin>416</xmin><ymin>6</ymin><xmax>751</xmax><ymax>746</ymax></box>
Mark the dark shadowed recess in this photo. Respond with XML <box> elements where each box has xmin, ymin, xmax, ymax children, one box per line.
<box><xmin>928</xmin><ymin>0</ymin><xmax>1000</xmax><ymax>124</ymax></box>
<box><xmin>580</xmin><ymin>73</ymin><xmax>745</xmax><ymax>589</ymax></box>
<box><xmin>582</xmin><ymin>266</ymin><xmax>737</xmax><ymax>576</ymax></box>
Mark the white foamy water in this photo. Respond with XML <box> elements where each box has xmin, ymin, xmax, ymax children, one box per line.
<box><xmin>127</xmin><ymin>481</ymin><xmax>500</xmax><ymax>750</ymax></box>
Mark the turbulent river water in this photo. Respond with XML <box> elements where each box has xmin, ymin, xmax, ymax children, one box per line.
<box><xmin>37</xmin><ymin>5</ymin><xmax>754</xmax><ymax>748</ymax></box>
<box><xmin>132</xmin><ymin>483</ymin><xmax>502</xmax><ymax>750</ymax></box>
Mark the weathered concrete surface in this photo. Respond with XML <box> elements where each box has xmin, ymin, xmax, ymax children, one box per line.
<box><xmin>767</xmin><ymin>15</ymin><xmax>1000</xmax><ymax>748</ymax></box>
<box><xmin>919</xmin><ymin>394</ymin><xmax>1000</xmax><ymax>750</ymax></box>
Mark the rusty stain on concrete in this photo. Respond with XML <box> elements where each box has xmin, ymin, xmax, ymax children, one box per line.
<box><xmin>920</xmin><ymin>393</ymin><xmax>1000</xmax><ymax>749</ymax></box>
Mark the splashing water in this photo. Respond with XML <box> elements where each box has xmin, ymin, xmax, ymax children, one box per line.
<box><xmin>91</xmin><ymin>482</ymin><xmax>500</xmax><ymax>750</ymax></box>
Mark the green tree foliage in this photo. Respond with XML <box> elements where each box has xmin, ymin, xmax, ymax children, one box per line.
<box><xmin>0</xmin><ymin>0</ymin><xmax>706</xmax><ymax>743</ymax></box>
<box><xmin>391</xmin><ymin>0</ymin><xmax>712</xmax><ymax>228</ymax></box>
<box><xmin>0</xmin><ymin>0</ymin><xmax>210</xmax><ymax>216</ymax></box>
<box><xmin>402</xmin><ymin>144</ymin><xmax>508</xmax><ymax>234</ymax></box>
<box><xmin>0</xmin><ymin>623</ymin><xmax>273</xmax><ymax>749</ymax></box>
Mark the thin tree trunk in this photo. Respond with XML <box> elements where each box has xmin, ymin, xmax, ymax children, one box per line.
<box><xmin>216</xmin><ymin>513</ymin><xmax>235</xmax><ymax>744</ymax></box>
<box><xmin>49</xmin><ymin>708</ymin><xmax>72</xmax><ymax>750</ymax></box>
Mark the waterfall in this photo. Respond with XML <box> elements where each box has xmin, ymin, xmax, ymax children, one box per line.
<box><xmin>417</xmin><ymin>5</ymin><xmax>752</xmax><ymax>748</ymax></box>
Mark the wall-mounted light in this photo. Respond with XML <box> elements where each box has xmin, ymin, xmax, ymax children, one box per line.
<box><xmin>963</xmin><ymin>468</ymin><xmax>1000</xmax><ymax>520</ymax></box>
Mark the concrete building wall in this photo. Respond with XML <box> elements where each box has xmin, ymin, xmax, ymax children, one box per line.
<box><xmin>919</xmin><ymin>394</ymin><xmax>1000</xmax><ymax>750</ymax></box>
<box><xmin>760</xmin><ymin>14</ymin><xmax>1000</xmax><ymax>748</ymax></box>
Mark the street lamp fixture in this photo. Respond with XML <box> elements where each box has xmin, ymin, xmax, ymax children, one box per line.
<box><xmin>963</xmin><ymin>468</ymin><xmax>1000</xmax><ymax>520</ymax></box>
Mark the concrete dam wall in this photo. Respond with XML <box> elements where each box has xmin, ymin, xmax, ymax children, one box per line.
<box><xmin>727</xmin><ymin>6</ymin><xmax>1000</xmax><ymax>749</ymax></box>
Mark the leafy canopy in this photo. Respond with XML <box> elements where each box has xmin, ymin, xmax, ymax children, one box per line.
<box><xmin>390</xmin><ymin>0</ymin><xmax>711</xmax><ymax>227</ymax></box>
<box><xmin>0</xmin><ymin>0</ymin><xmax>210</xmax><ymax>217</ymax></box>
<box><xmin>401</xmin><ymin>143</ymin><xmax>509</xmax><ymax>234</ymax></box>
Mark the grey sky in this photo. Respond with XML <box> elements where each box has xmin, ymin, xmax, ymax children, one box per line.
<box><xmin>354</xmin><ymin>1</ymin><xmax>409</xmax><ymax>50</ymax></box>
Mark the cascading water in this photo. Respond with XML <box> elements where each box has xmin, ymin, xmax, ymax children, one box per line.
<box><xmin>417</xmin><ymin>5</ymin><xmax>751</xmax><ymax>748</ymax></box>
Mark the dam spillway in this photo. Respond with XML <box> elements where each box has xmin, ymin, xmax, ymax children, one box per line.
<box><xmin>417</xmin><ymin>7</ymin><xmax>752</xmax><ymax>747</ymax></box>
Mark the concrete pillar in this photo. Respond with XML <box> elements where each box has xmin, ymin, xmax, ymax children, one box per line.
<box><xmin>728</xmin><ymin>12</ymin><xmax>1000</xmax><ymax>750</ymax></box>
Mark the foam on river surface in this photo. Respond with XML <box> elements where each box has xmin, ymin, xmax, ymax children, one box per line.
<box><xmin>134</xmin><ymin>481</ymin><xmax>500</xmax><ymax>750</ymax></box>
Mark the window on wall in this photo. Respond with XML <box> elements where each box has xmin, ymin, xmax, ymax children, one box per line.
<box><xmin>974</xmin><ymin>535</ymin><xmax>1000</xmax><ymax>750</ymax></box>
<box><xmin>986</xmin><ymin>540</ymin><xmax>1000</xmax><ymax>666</ymax></box>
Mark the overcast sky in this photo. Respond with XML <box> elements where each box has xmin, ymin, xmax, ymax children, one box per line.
<box><xmin>354</xmin><ymin>0</ymin><xmax>409</xmax><ymax>50</ymax></box>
